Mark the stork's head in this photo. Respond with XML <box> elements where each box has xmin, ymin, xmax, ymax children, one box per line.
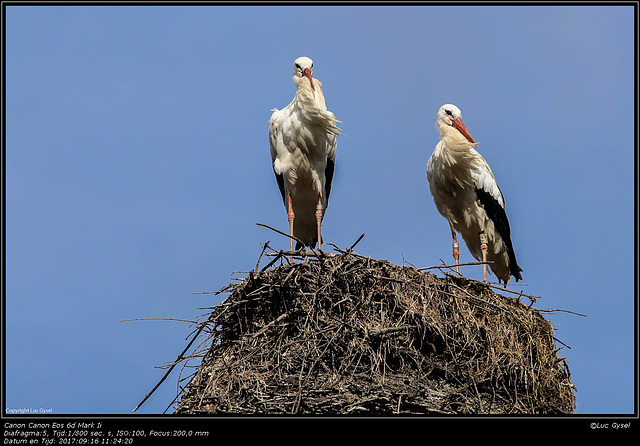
<box><xmin>436</xmin><ymin>104</ymin><xmax>477</xmax><ymax>147</ymax></box>
<box><xmin>293</xmin><ymin>56</ymin><xmax>315</xmax><ymax>91</ymax></box>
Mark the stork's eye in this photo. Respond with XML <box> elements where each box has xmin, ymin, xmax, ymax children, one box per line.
<box><xmin>445</xmin><ymin>109</ymin><xmax>453</xmax><ymax>116</ymax></box>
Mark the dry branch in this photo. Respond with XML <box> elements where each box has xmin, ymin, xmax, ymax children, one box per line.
<box><xmin>417</xmin><ymin>260</ymin><xmax>493</xmax><ymax>271</ymax></box>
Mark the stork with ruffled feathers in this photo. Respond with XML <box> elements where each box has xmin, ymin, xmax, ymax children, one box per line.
<box><xmin>269</xmin><ymin>57</ymin><xmax>342</xmax><ymax>254</ymax></box>
<box><xmin>426</xmin><ymin>104</ymin><xmax>523</xmax><ymax>284</ymax></box>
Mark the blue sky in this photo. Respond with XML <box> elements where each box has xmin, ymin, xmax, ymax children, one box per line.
<box><xmin>4</xmin><ymin>5</ymin><xmax>636</xmax><ymax>416</ymax></box>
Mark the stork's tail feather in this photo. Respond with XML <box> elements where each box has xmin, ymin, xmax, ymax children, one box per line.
<box><xmin>512</xmin><ymin>265</ymin><xmax>523</xmax><ymax>282</ymax></box>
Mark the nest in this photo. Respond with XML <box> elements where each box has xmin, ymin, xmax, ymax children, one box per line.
<box><xmin>172</xmin><ymin>245</ymin><xmax>576</xmax><ymax>415</ymax></box>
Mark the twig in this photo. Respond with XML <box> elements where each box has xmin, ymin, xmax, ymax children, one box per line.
<box><xmin>485</xmin><ymin>283</ymin><xmax>541</xmax><ymax>304</ymax></box>
<box><xmin>417</xmin><ymin>261</ymin><xmax>493</xmax><ymax>271</ymax></box>
<box><xmin>446</xmin><ymin>282</ymin><xmax>507</xmax><ymax>313</ymax></box>
<box><xmin>251</xmin><ymin>313</ymin><xmax>289</xmax><ymax>338</ymax></box>
<box><xmin>132</xmin><ymin>317</ymin><xmax>210</xmax><ymax>412</ymax></box>
<box><xmin>373</xmin><ymin>275</ymin><xmax>408</xmax><ymax>284</ymax></box>
<box><xmin>554</xmin><ymin>337</ymin><xmax>572</xmax><ymax>349</ymax></box>
<box><xmin>348</xmin><ymin>233</ymin><xmax>366</xmax><ymax>251</ymax></box>
<box><xmin>119</xmin><ymin>317</ymin><xmax>196</xmax><ymax>324</ymax></box>
<box><xmin>260</xmin><ymin>250</ymin><xmax>284</xmax><ymax>272</ymax></box>
<box><xmin>323</xmin><ymin>233</ymin><xmax>366</xmax><ymax>258</ymax></box>
<box><xmin>256</xmin><ymin>222</ymin><xmax>309</xmax><ymax>253</ymax></box>
<box><xmin>265</xmin><ymin>250</ymin><xmax>323</xmax><ymax>257</ymax></box>
<box><xmin>441</xmin><ymin>272</ymin><xmax>540</xmax><ymax>305</ymax></box>
<box><xmin>193</xmin><ymin>283</ymin><xmax>233</xmax><ymax>296</ymax></box>
<box><xmin>538</xmin><ymin>308</ymin><xmax>587</xmax><ymax>318</ymax></box>
<box><xmin>367</xmin><ymin>325</ymin><xmax>417</xmax><ymax>338</ymax></box>
<box><xmin>402</xmin><ymin>256</ymin><xmax>418</xmax><ymax>269</ymax></box>
<box><xmin>326</xmin><ymin>244</ymin><xmax>367</xmax><ymax>260</ymax></box>
<box><xmin>254</xmin><ymin>241</ymin><xmax>270</xmax><ymax>272</ymax></box>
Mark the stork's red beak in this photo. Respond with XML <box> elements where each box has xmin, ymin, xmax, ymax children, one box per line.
<box><xmin>452</xmin><ymin>118</ymin><xmax>477</xmax><ymax>147</ymax></box>
<box><xmin>303</xmin><ymin>67</ymin><xmax>315</xmax><ymax>91</ymax></box>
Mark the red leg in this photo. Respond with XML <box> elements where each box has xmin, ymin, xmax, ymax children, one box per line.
<box><xmin>479</xmin><ymin>230</ymin><xmax>488</xmax><ymax>282</ymax></box>
<box><xmin>315</xmin><ymin>194</ymin><xmax>323</xmax><ymax>250</ymax></box>
<box><xmin>451</xmin><ymin>227</ymin><xmax>460</xmax><ymax>274</ymax></box>
<box><xmin>287</xmin><ymin>194</ymin><xmax>295</xmax><ymax>259</ymax></box>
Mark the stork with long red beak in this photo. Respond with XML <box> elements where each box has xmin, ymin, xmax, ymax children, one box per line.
<box><xmin>426</xmin><ymin>104</ymin><xmax>523</xmax><ymax>284</ymax></box>
<box><xmin>269</xmin><ymin>57</ymin><xmax>342</xmax><ymax>254</ymax></box>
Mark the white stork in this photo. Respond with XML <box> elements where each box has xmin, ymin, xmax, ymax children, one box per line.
<box><xmin>426</xmin><ymin>104</ymin><xmax>523</xmax><ymax>284</ymax></box>
<box><xmin>269</xmin><ymin>56</ymin><xmax>342</xmax><ymax>253</ymax></box>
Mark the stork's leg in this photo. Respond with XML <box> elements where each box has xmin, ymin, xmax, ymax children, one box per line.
<box><xmin>479</xmin><ymin>230</ymin><xmax>488</xmax><ymax>282</ymax></box>
<box><xmin>315</xmin><ymin>194</ymin><xmax>324</xmax><ymax>251</ymax></box>
<box><xmin>287</xmin><ymin>194</ymin><xmax>295</xmax><ymax>260</ymax></box>
<box><xmin>450</xmin><ymin>227</ymin><xmax>460</xmax><ymax>274</ymax></box>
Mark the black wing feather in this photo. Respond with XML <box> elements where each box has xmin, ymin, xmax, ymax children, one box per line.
<box><xmin>274</xmin><ymin>168</ymin><xmax>286</xmax><ymax>205</ymax></box>
<box><xmin>475</xmin><ymin>186</ymin><xmax>523</xmax><ymax>281</ymax></box>
<box><xmin>325</xmin><ymin>157</ymin><xmax>335</xmax><ymax>203</ymax></box>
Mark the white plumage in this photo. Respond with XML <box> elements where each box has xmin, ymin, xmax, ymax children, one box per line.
<box><xmin>269</xmin><ymin>57</ymin><xmax>342</xmax><ymax>251</ymax></box>
<box><xmin>426</xmin><ymin>104</ymin><xmax>522</xmax><ymax>284</ymax></box>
